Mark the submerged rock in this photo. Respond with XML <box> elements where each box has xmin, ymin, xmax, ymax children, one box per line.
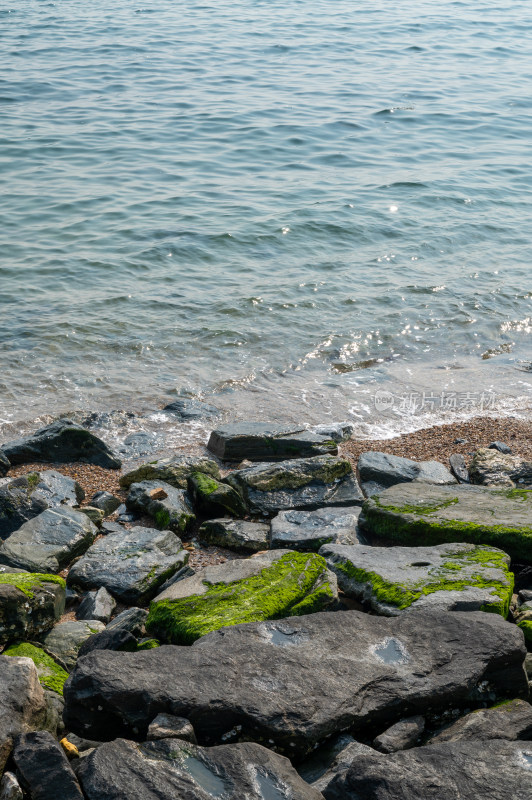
<box><xmin>119</xmin><ymin>455</ymin><xmax>220</xmax><ymax>491</ymax></box>
<box><xmin>126</xmin><ymin>481</ymin><xmax>195</xmax><ymax>534</ymax></box>
<box><xmin>469</xmin><ymin>447</ymin><xmax>532</xmax><ymax>487</ymax></box>
<box><xmin>0</xmin><ymin>571</ymin><xmax>65</xmax><ymax>643</ymax></box>
<box><xmin>187</xmin><ymin>472</ymin><xmax>247</xmax><ymax>518</ymax></box>
<box><xmin>208</xmin><ymin>422</ymin><xmax>338</xmax><ymax>461</ymax></box>
<box><xmin>2</xmin><ymin>419</ymin><xmax>121</xmax><ymax>470</ymax></box>
<box><xmin>146</xmin><ymin>550</ymin><xmax>337</xmax><ymax>644</ymax></box>
<box><xmin>63</xmin><ymin>609</ymin><xmax>527</xmax><ymax>754</ymax></box>
<box><xmin>163</xmin><ymin>398</ymin><xmax>220</xmax><ymax>420</ymax></box>
<box><xmin>0</xmin><ymin>656</ymin><xmax>46</xmax><ymax>773</ymax></box>
<box><xmin>358</xmin><ymin>451</ymin><xmax>456</xmax><ymax>497</ymax></box>
<box><xmin>198</xmin><ymin>519</ymin><xmax>270</xmax><ymax>553</ymax></box>
<box><xmin>40</xmin><ymin>620</ymin><xmax>105</xmax><ymax>670</ymax></box>
<box><xmin>0</xmin><ymin>476</ymin><xmax>48</xmax><ymax>541</ymax></box>
<box><xmin>427</xmin><ymin>698</ymin><xmax>532</xmax><ymax>744</ymax></box>
<box><xmin>271</xmin><ymin>507</ymin><xmax>365</xmax><ymax>552</ymax></box>
<box><xmin>4</xmin><ymin>643</ymin><xmax>68</xmax><ymax>696</ymax></box>
<box><xmin>225</xmin><ymin>455</ymin><xmax>364</xmax><ymax>516</ymax></box>
<box><xmin>320</xmin><ymin>541</ymin><xmax>514</xmax><ymax>616</ymax></box>
<box><xmin>363</xmin><ymin>483</ymin><xmax>532</xmax><ymax>561</ymax></box>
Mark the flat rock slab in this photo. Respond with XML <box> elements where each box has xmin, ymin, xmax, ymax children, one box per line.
<box><xmin>2</xmin><ymin>419</ymin><xmax>121</xmax><ymax>470</ymax></box>
<box><xmin>0</xmin><ymin>508</ymin><xmax>97</xmax><ymax>573</ymax></box>
<box><xmin>198</xmin><ymin>519</ymin><xmax>270</xmax><ymax>553</ymax></box>
<box><xmin>40</xmin><ymin>620</ymin><xmax>105</xmax><ymax>670</ymax></box>
<box><xmin>208</xmin><ymin>422</ymin><xmax>338</xmax><ymax>461</ymax></box>
<box><xmin>271</xmin><ymin>507</ymin><xmax>366</xmax><ymax>552</ymax></box>
<box><xmin>30</xmin><ymin>471</ymin><xmax>85</xmax><ymax>508</ymax></box>
<box><xmin>63</xmin><ymin>609</ymin><xmax>528</xmax><ymax>756</ymax></box>
<box><xmin>428</xmin><ymin>698</ymin><xmax>532</xmax><ymax>744</ymax></box>
<box><xmin>126</xmin><ymin>481</ymin><xmax>195</xmax><ymax>534</ymax></box>
<box><xmin>358</xmin><ymin>452</ymin><xmax>456</xmax><ymax>498</ymax></box>
<box><xmin>363</xmin><ymin>483</ymin><xmax>532</xmax><ymax>561</ymax></box>
<box><xmin>470</xmin><ymin>447</ymin><xmax>532</xmax><ymax>487</ymax></box>
<box><xmin>0</xmin><ymin>657</ymin><xmax>46</xmax><ymax>773</ymax></box>
<box><xmin>147</xmin><ymin>550</ymin><xmax>337</xmax><ymax>644</ymax></box>
<box><xmin>320</xmin><ymin>541</ymin><xmax>513</xmax><ymax>616</ymax></box>
<box><xmin>68</xmin><ymin>526</ymin><xmax>188</xmax><ymax>605</ymax></box>
<box><xmin>119</xmin><ymin>456</ymin><xmax>220</xmax><ymax>490</ymax></box>
<box><xmin>77</xmin><ymin>737</ymin><xmax>323</xmax><ymax>800</ymax></box>
<box><xmin>0</xmin><ymin>572</ymin><xmax>65</xmax><ymax>643</ymax></box>
<box><xmin>226</xmin><ymin>456</ymin><xmax>364</xmax><ymax>516</ymax></box>
<box><xmin>0</xmin><ymin>476</ymin><xmax>48</xmax><ymax>540</ymax></box>
<box><xmin>324</xmin><ymin>738</ymin><xmax>532</xmax><ymax>800</ymax></box>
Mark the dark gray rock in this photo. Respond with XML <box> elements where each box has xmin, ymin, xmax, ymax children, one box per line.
<box><xmin>0</xmin><ymin>656</ymin><xmax>46</xmax><ymax>772</ymax></box>
<box><xmin>311</xmin><ymin>422</ymin><xmax>354</xmax><ymax>443</ymax></box>
<box><xmin>105</xmin><ymin>607</ymin><xmax>148</xmax><ymax>637</ymax></box>
<box><xmin>225</xmin><ymin>455</ymin><xmax>364</xmax><ymax>516</ymax></box>
<box><xmin>80</xmin><ymin>410</ymin><xmax>136</xmax><ymax>430</ymax></box>
<box><xmin>198</xmin><ymin>519</ymin><xmax>269</xmax><ymax>553</ymax></box>
<box><xmin>449</xmin><ymin>453</ymin><xmax>470</xmax><ymax>483</ymax></box>
<box><xmin>469</xmin><ymin>447</ymin><xmax>532</xmax><ymax>487</ymax></box>
<box><xmin>358</xmin><ymin>451</ymin><xmax>456</xmax><ymax>497</ymax></box>
<box><xmin>0</xmin><ymin>572</ymin><xmax>65</xmax><ymax>644</ymax></box>
<box><xmin>76</xmin><ymin>588</ymin><xmax>116</xmax><ymax>624</ymax></box>
<box><xmin>427</xmin><ymin>698</ymin><xmax>532</xmax><ymax>744</ymax></box>
<box><xmin>0</xmin><ymin>476</ymin><xmax>48</xmax><ymax>541</ymax></box>
<box><xmin>2</xmin><ymin>419</ymin><xmax>121</xmax><ymax>470</ymax></box>
<box><xmin>79</xmin><ymin>506</ymin><xmax>104</xmax><ymax>527</ymax></box>
<box><xmin>208</xmin><ymin>422</ymin><xmax>338</xmax><ymax>462</ymax></box>
<box><xmin>126</xmin><ymin>481</ymin><xmax>195</xmax><ymax>534</ymax></box>
<box><xmin>187</xmin><ymin>472</ymin><xmax>247</xmax><ymax>518</ymax></box>
<box><xmin>120</xmin><ymin>456</ymin><xmax>220</xmax><ymax>491</ymax></box>
<box><xmin>0</xmin><ymin>772</ymin><xmax>22</xmax><ymax>800</ymax></box>
<box><xmin>489</xmin><ymin>441</ymin><xmax>512</xmax><ymax>454</ymax></box>
<box><xmin>100</xmin><ymin>520</ymin><xmax>125</xmax><ymax>535</ymax></box>
<box><xmin>68</xmin><ymin>526</ymin><xmax>188</xmax><ymax>605</ymax></box>
<box><xmin>271</xmin><ymin>507</ymin><xmax>366</xmax><ymax>552</ymax></box>
<box><xmin>323</xmin><ymin>738</ymin><xmax>532</xmax><ymax>800</ymax></box>
<box><xmin>298</xmin><ymin>734</ymin><xmax>361</xmax><ymax>795</ymax></box>
<box><xmin>373</xmin><ymin>715</ymin><xmax>425</xmax><ymax>753</ymax></box>
<box><xmin>90</xmin><ymin>491</ymin><xmax>120</xmax><ymax>516</ymax></box>
<box><xmin>0</xmin><ymin>508</ymin><xmax>97</xmax><ymax>573</ymax></box>
<box><xmin>31</xmin><ymin>471</ymin><xmax>85</xmax><ymax>508</ymax></box>
<box><xmin>42</xmin><ymin>689</ymin><xmax>65</xmax><ymax>739</ymax></box>
<box><xmin>40</xmin><ymin>620</ymin><xmax>106</xmax><ymax>670</ymax></box>
<box><xmin>146</xmin><ymin>713</ymin><xmax>196</xmax><ymax>743</ymax></box>
<box><xmin>64</xmin><ymin>734</ymin><xmax>103</xmax><ymax>754</ymax></box>
<box><xmin>63</xmin><ymin>609</ymin><xmax>527</xmax><ymax>756</ymax></box>
<box><xmin>520</xmin><ymin>589</ymin><xmax>532</xmax><ymax>604</ymax></box>
<box><xmin>12</xmin><ymin>731</ymin><xmax>84</xmax><ymax>800</ymax></box>
<box><xmin>77</xmin><ymin>737</ymin><xmax>324</xmax><ymax>800</ymax></box>
<box><xmin>163</xmin><ymin>398</ymin><xmax>220</xmax><ymax>420</ymax></box>
<box><xmin>0</xmin><ymin>451</ymin><xmax>9</xmax><ymax>479</ymax></box>
<box><xmin>77</xmin><ymin>628</ymin><xmax>137</xmax><ymax>659</ymax></box>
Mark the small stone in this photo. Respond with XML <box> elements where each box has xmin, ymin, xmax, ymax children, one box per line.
<box><xmin>146</xmin><ymin>713</ymin><xmax>197</xmax><ymax>743</ymax></box>
<box><xmin>60</xmin><ymin>738</ymin><xmax>80</xmax><ymax>760</ymax></box>
<box><xmin>489</xmin><ymin>441</ymin><xmax>512</xmax><ymax>454</ymax></box>
<box><xmin>79</xmin><ymin>507</ymin><xmax>104</xmax><ymax>527</ymax></box>
<box><xmin>373</xmin><ymin>716</ymin><xmax>425</xmax><ymax>753</ymax></box>
<box><xmin>90</xmin><ymin>492</ymin><xmax>120</xmax><ymax>516</ymax></box>
<box><xmin>76</xmin><ymin>588</ymin><xmax>116</xmax><ymax>624</ymax></box>
<box><xmin>149</xmin><ymin>487</ymin><xmax>168</xmax><ymax>500</ymax></box>
<box><xmin>449</xmin><ymin>453</ymin><xmax>470</xmax><ymax>483</ymax></box>
<box><xmin>454</xmin><ymin>438</ymin><xmax>468</xmax><ymax>444</ymax></box>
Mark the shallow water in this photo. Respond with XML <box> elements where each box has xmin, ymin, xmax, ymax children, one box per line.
<box><xmin>2</xmin><ymin>1</ymin><xmax>532</xmax><ymax>444</ymax></box>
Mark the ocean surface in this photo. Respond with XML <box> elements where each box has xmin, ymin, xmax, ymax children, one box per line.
<box><xmin>1</xmin><ymin>0</ymin><xmax>532</xmax><ymax>449</ymax></box>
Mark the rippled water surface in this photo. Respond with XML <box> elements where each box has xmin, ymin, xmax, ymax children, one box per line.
<box><xmin>1</xmin><ymin>0</ymin><xmax>532</xmax><ymax>440</ymax></box>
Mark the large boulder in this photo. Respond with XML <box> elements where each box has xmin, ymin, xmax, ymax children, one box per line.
<box><xmin>207</xmin><ymin>422</ymin><xmax>338</xmax><ymax>462</ymax></box>
<box><xmin>2</xmin><ymin>419</ymin><xmax>121</xmax><ymax>469</ymax></box>
<box><xmin>363</xmin><ymin>483</ymin><xmax>532</xmax><ymax>561</ymax></box>
<box><xmin>146</xmin><ymin>550</ymin><xmax>337</xmax><ymax>644</ymax></box>
<box><xmin>358</xmin><ymin>451</ymin><xmax>456</xmax><ymax>497</ymax></box>
<box><xmin>470</xmin><ymin>447</ymin><xmax>532</xmax><ymax>487</ymax></box>
<box><xmin>323</xmin><ymin>738</ymin><xmax>532</xmax><ymax>800</ymax></box>
<box><xmin>4</xmin><ymin>644</ymin><xmax>68</xmax><ymax>696</ymax></box>
<box><xmin>119</xmin><ymin>455</ymin><xmax>220</xmax><ymax>491</ymax></box>
<box><xmin>0</xmin><ymin>656</ymin><xmax>47</xmax><ymax>773</ymax></box>
<box><xmin>68</xmin><ymin>526</ymin><xmax>189</xmax><ymax>605</ymax></box>
<box><xmin>198</xmin><ymin>519</ymin><xmax>270</xmax><ymax>553</ymax></box>
<box><xmin>12</xmin><ymin>731</ymin><xmax>84</xmax><ymax>800</ymax></box>
<box><xmin>77</xmin><ymin>737</ymin><xmax>324</xmax><ymax>800</ymax></box>
<box><xmin>40</xmin><ymin>620</ymin><xmax>105</xmax><ymax>670</ymax></box>
<box><xmin>0</xmin><ymin>571</ymin><xmax>65</xmax><ymax>643</ymax></box>
<box><xmin>0</xmin><ymin>476</ymin><xmax>48</xmax><ymax>540</ymax></box>
<box><xmin>126</xmin><ymin>481</ymin><xmax>195</xmax><ymax>534</ymax></box>
<box><xmin>225</xmin><ymin>456</ymin><xmax>364</xmax><ymax>516</ymax></box>
<box><xmin>271</xmin><ymin>507</ymin><xmax>366</xmax><ymax>552</ymax></box>
<box><xmin>0</xmin><ymin>450</ymin><xmax>10</xmax><ymax>477</ymax></box>
<box><xmin>63</xmin><ymin>609</ymin><xmax>528</xmax><ymax>755</ymax></box>
<box><xmin>427</xmin><ymin>698</ymin><xmax>532</xmax><ymax>744</ymax></box>
<box><xmin>0</xmin><ymin>508</ymin><xmax>97</xmax><ymax>573</ymax></box>
<box><xmin>320</xmin><ymin>541</ymin><xmax>514</xmax><ymax>616</ymax></box>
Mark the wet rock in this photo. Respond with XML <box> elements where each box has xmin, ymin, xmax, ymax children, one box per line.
<box><xmin>77</xmin><ymin>628</ymin><xmax>137</xmax><ymax>658</ymax></box>
<box><xmin>0</xmin><ymin>508</ymin><xmax>97</xmax><ymax>573</ymax></box>
<box><xmin>323</xmin><ymin>738</ymin><xmax>532</xmax><ymax>800</ymax></box>
<box><xmin>225</xmin><ymin>455</ymin><xmax>364</xmax><ymax>516</ymax></box>
<box><xmin>320</xmin><ymin>541</ymin><xmax>513</xmax><ymax>616</ymax></box>
<box><xmin>76</xmin><ymin>588</ymin><xmax>116</xmax><ymax>623</ymax></box>
<box><xmin>90</xmin><ymin>491</ymin><xmax>120</xmax><ymax>516</ymax></box>
<box><xmin>311</xmin><ymin>422</ymin><xmax>354</xmax><ymax>442</ymax></box>
<box><xmin>146</xmin><ymin>713</ymin><xmax>196</xmax><ymax>743</ymax></box>
<box><xmin>187</xmin><ymin>472</ymin><xmax>247</xmax><ymax>518</ymax></box>
<box><xmin>63</xmin><ymin>609</ymin><xmax>527</xmax><ymax>755</ymax></box>
<box><xmin>30</xmin><ymin>471</ymin><xmax>85</xmax><ymax>508</ymax></box>
<box><xmin>469</xmin><ymin>447</ymin><xmax>532</xmax><ymax>487</ymax></box>
<box><xmin>0</xmin><ymin>772</ymin><xmax>22</xmax><ymax>800</ymax></box>
<box><xmin>105</xmin><ymin>607</ymin><xmax>148</xmax><ymax>636</ymax></box>
<box><xmin>0</xmin><ymin>450</ymin><xmax>10</xmax><ymax>478</ymax></box>
<box><xmin>373</xmin><ymin>715</ymin><xmax>425</xmax><ymax>753</ymax></box>
<box><xmin>77</xmin><ymin>737</ymin><xmax>323</xmax><ymax>800</ymax></box>
<box><xmin>427</xmin><ymin>698</ymin><xmax>532</xmax><ymax>744</ymax></box>
<box><xmin>118</xmin><ymin>432</ymin><xmax>160</xmax><ymax>458</ymax></box>
<box><xmin>163</xmin><ymin>398</ymin><xmax>220</xmax><ymax>420</ymax></box>
<box><xmin>147</xmin><ymin>550</ymin><xmax>337</xmax><ymax>644</ymax></box>
<box><xmin>68</xmin><ymin>526</ymin><xmax>188</xmax><ymax>605</ymax></box>
<box><xmin>449</xmin><ymin>453</ymin><xmax>469</xmax><ymax>483</ymax></box>
<box><xmin>0</xmin><ymin>572</ymin><xmax>65</xmax><ymax>643</ymax></box>
<box><xmin>358</xmin><ymin>451</ymin><xmax>456</xmax><ymax>497</ymax></box>
<box><xmin>126</xmin><ymin>481</ymin><xmax>195</xmax><ymax>534</ymax></box>
<box><xmin>489</xmin><ymin>441</ymin><xmax>512</xmax><ymax>454</ymax></box>
<box><xmin>4</xmin><ymin>643</ymin><xmax>68</xmax><ymax>697</ymax></box>
<box><xmin>0</xmin><ymin>476</ymin><xmax>48</xmax><ymax>541</ymax></box>
<box><xmin>198</xmin><ymin>518</ymin><xmax>269</xmax><ymax>553</ymax></box>
<box><xmin>271</xmin><ymin>507</ymin><xmax>366</xmax><ymax>552</ymax></box>
<box><xmin>119</xmin><ymin>455</ymin><xmax>220</xmax><ymax>491</ymax></box>
<box><xmin>2</xmin><ymin>419</ymin><xmax>121</xmax><ymax>470</ymax></box>
<box><xmin>0</xmin><ymin>656</ymin><xmax>46</xmax><ymax>772</ymax></box>
<box><xmin>12</xmin><ymin>731</ymin><xmax>84</xmax><ymax>800</ymax></box>
<box><xmin>208</xmin><ymin>422</ymin><xmax>338</xmax><ymax>462</ymax></box>
<box><xmin>40</xmin><ymin>620</ymin><xmax>106</xmax><ymax>670</ymax></box>
<box><xmin>363</xmin><ymin>483</ymin><xmax>532</xmax><ymax>561</ymax></box>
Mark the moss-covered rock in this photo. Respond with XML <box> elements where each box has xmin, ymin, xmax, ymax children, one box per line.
<box><xmin>146</xmin><ymin>550</ymin><xmax>337</xmax><ymax>644</ymax></box>
<box><xmin>4</xmin><ymin>643</ymin><xmax>68</xmax><ymax>695</ymax></box>
<box><xmin>120</xmin><ymin>456</ymin><xmax>220</xmax><ymax>491</ymax></box>
<box><xmin>517</xmin><ymin>620</ymin><xmax>532</xmax><ymax>646</ymax></box>
<box><xmin>187</xmin><ymin>472</ymin><xmax>247</xmax><ymax>518</ymax></box>
<box><xmin>126</xmin><ymin>481</ymin><xmax>195</xmax><ymax>534</ymax></box>
<box><xmin>0</xmin><ymin>571</ymin><xmax>65</xmax><ymax>644</ymax></box>
<box><xmin>363</xmin><ymin>483</ymin><xmax>532</xmax><ymax>561</ymax></box>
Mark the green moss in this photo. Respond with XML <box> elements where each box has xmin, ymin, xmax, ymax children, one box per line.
<box><xmin>504</xmin><ymin>488</ymin><xmax>532</xmax><ymax>501</ymax></box>
<box><xmin>26</xmin><ymin>472</ymin><xmax>41</xmax><ymax>489</ymax></box>
<box><xmin>190</xmin><ymin>472</ymin><xmax>220</xmax><ymax>496</ymax></box>
<box><xmin>146</xmin><ymin>552</ymin><xmax>334</xmax><ymax>645</ymax></box>
<box><xmin>0</xmin><ymin>572</ymin><xmax>65</xmax><ymax>598</ymax></box>
<box><xmin>137</xmin><ymin>638</ymin><xmax>160</xmax><ymax>650</ymax></box>
<box><xmin>154</xmin><ymin>508</ymin><xmax>171</xmax><ymax>529</ymax></box>
<box><xmin>4</xmin><ymin>642</ymin><xmax>68</xmax><ymax>695</ymax></box>
<box><xmin>517</xmin><ymin>620</ymin><xmax>532</xmax><ymax>644</ymax></box>
<box><xmin>374</xmin><ymin>496</ymin><xmax>459</xmax><ymax>516</ymax></box>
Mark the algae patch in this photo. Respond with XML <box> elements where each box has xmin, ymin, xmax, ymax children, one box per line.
<box><xmin>4</xmin><ymin>641</ymin><xmax>68</xmax><ymax>695</ymax></box>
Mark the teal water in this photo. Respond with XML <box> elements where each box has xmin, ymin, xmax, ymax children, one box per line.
<box><xmin>1</xmin><ymin>0</ymin><xmax>532</xmax><ymax>441</ymax></box>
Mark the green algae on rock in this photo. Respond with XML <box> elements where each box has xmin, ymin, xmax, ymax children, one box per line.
<box><xmin>187</xmin><ymin>471</ymin><xmax>247</xmax><ymax>518</ymax></box>
<box><xmin>126</xmin><ymin>481</ymin><xmax>195</xmax><ymax>534</ymax></box>
<box><xmin>363</xmin><ymin>483</ymin><xmax>532</xmax><ymax>561</ymax></box>
<box><xmin>320</xmin><ymin>542</ymin><xmax>513</xmax><ymax>617</ymax></box>
<box><xmin>119</xmin><ymin>455</ymin><xmax>220</xmax><ymax>490</ymax></box>
<box><xmin>4</xmin><ymin>642</ymin><xmax>68</xmax><ymax>695</ymax></box>
<box><xmin>517</xmin><ymin>620</ymin><xmax>532</xmax><ymax>645</ymax></box>
<box><xmin>0</xmin><ymin>571</ymin><xmax>65</xmax><ymax>644</ymax></box>
<box><xmin>146</xmin><ymin>550</ymin><xmax>337</xmax><ymax>644</ymax></box>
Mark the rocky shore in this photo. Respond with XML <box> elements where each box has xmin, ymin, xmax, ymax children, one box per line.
<box><xmin>1</xmin><ymin>415</ymin><xmax>531</xmax><ymax>799</ymax></box>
